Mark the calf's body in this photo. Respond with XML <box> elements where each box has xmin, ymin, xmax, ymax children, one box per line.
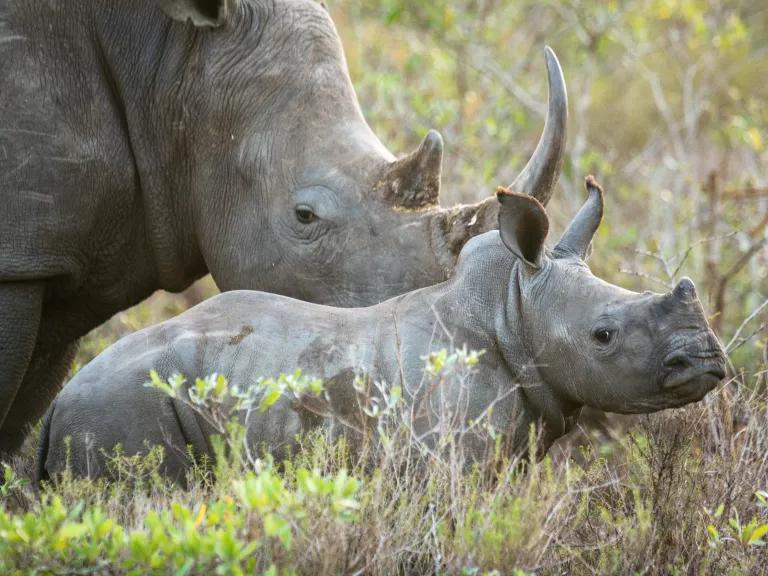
<box><xmin>40</xmin><ymin>235</ymin><xmax>535</xmax><ymax>478</ymax></box>
<box><xmin>39</xmin><ymin>179</ymin><xmax>727</xmax><ymax>480</ymax></box>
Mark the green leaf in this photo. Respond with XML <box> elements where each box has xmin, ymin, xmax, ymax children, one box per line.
<box><xmin>706</xmin><ymin>524</ymin><xmax>720</xmax><ymax>542</ymax></box>
<box><xmin>175</xmin><ymin>559</ymin><xmax>195</xmax><ymax>576</ymax></box>
<box><xmin>264</xmin><ymin>513</ymin><xmax>292</xmax><ymax>550</ymax></box>
<box><xmin>748</xmin><ymin>524</ymin><xmax>768</xmax><ymax>545</ymax></box>
<box><xmin>259</xmin><ymin>388</ymin><xmax>283</xmax><ymax>412</ymax></box>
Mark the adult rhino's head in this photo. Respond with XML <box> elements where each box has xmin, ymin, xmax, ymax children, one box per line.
<box><xmin>496</xmin><ymin>177</ymin><xmax>726</xmax><ymax>414</ymax></box>
<box><xmin>153</xmin><ymin>0</ymin><xmax>567</xmax><ymax>306</ymax></box>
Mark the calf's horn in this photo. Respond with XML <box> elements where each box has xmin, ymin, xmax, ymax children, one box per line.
<box><xmin>553</xmin><ymin>175</ymin><xmax>604</xmax><ymax>259</ymax></box>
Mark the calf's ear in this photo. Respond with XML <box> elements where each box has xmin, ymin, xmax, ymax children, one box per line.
<box><xmin>158</xmin><ymin>0</ymin><xmax>239</xmax><ymax>27</ymax></box>
<box><xmin>496</xmin><ymin>187</ymin><xmax>549</xmax><ymax>268</ymax></box>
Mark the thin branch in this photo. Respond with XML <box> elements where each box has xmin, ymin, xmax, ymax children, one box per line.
<box><xmin>726</xmin><ymin>298</ymin><xmax>768</xmax><ymax>353</ymax></box>
<box><xmin>670</xmin><ymin>231</ymin><xmax>739</xmax><ymax>278</ymax></box>
<box><xmin>618</xmin><ymin>268</ymin><xmax>672</xmax><ymax>290</ymax></box>
<box><xmin>723</xmin><ymin>238</ymin><xmax>767</xmax><ymax>281</ymax></box>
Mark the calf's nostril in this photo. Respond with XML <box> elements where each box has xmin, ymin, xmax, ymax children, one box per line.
<box><xmin>664</xmin><ymin>352</ymin><xmax>691</xmax><ymax>370</ymax></box>
<box><xmin>708</xmin><ymin>366</ymin><xmax>726</xmax><ymax>380</ymax></box>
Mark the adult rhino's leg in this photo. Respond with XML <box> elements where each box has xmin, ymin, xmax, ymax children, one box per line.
<box><xmin>0</xmin><ymin>339</ymin><xmax>77</xmax><ymax>457</ymax></box>
<box><xmin>0</xmin><ymin>282</ymin><xmax>44</xmax><ymax>458</ymax></box>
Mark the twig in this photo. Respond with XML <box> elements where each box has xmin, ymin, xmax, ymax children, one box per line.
<box><xmin>670</xmin><ymin>232</ymin><xmax>738</xmax><ymax>279</ymax></box>
<box><xmin>618</xmin><ymin>268</ymin><xmax>671</xmax><ymax>290</ymax></box>
<box><xmin>726</xmin><ymin>323</ymin><xmax>766</xmax><ymax>356</ymax></box>
<box><xmin>632</xmin><ymin>249</ymin><xmax>674</xmax><ymax>280</ymax></box>
<box><xmin>726</xmin><ymin>298</ymin><xmax>768</xmax><ymax>353</ymax></box>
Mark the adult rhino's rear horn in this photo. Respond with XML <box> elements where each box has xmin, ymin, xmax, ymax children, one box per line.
<box><xmin>384</xmin><ymin>130</ymin><xmax>444</xmax><ymax>209</ymax></box>
<box><xmin>507</xmin><ymin>46</ymin><xmax>568</xmax><ymax>207</ymax></box>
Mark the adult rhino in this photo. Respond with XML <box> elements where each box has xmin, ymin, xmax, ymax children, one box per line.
<box><xmin>0</xmin><ymin>0</ymin><xmax>568</xmax><ymax>455</ymax></box>
<box><xmin>37</xmin><ymin>177</ymin><xmax>727</xmax><ymax>481</ymax></box>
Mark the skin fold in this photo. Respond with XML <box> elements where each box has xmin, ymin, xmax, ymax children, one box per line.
<box><xmin>38</xmin><ymin>177</ymin><xmax>726</xmax><ymax>481</ymax></box>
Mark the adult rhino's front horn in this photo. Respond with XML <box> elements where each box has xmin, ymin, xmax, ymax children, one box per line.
<box><xmin>506</xmin><ymin>46</ymin><xmax>568</xmax><ymax>206</ymax></box>
<box><xmin>437</xmin><ymin>46</ymin><xmax>569</xmax><ymax>254</ymax></box>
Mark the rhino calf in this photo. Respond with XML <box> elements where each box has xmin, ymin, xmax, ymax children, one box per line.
<box><xmin>37</xmin><ymin>177</ymin><xmax>726</xmax><ymax>480</ymax></box>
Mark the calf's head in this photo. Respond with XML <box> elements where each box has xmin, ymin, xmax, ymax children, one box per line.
<box><xmin>155</xmin><ymin>0</ymin><xmax>567</xmax><ymax>306</ymax></box>
<box><xmin>497</xmin><ymin>177</ymin><xmax>726</xmax><ymax>414</ymax></box>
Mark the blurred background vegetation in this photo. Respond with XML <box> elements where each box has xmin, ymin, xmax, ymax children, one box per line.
<box><xmin>79</xmin><ymin>0</ymin><xmax>767</xmax><ymax>376</ymax></box>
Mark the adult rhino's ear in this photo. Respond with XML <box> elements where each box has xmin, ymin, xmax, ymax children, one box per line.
<box><xmin>496</xmin><ymin>186</ymin><xmax>549</xmax><ymax>269</ymax></box>
<box><xmin>158</xmin><ymin>0</ymin><xmax>239</xmax><ymax>27</ymax></box>
<box><xmin>553</xmin><ymin>175</ymin><xmax>604</xmax><ymax>260</ymax></box>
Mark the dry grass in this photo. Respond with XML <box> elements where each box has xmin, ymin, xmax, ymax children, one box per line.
<box><xmin>1</xmin><ymin>353</ymin><xmax>766</xmax><ymax>575</ymax></box>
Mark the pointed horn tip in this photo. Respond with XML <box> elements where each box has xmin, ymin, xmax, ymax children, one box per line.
<box><xmin>543</xmin><ymin>45</ymin><xmax>562</xmax><ymax>72</ymax></box>
<box><xmin>585</xmin><ymin>175</ymin><xmax>604</xmax><ymax>195</ymax></box>
<box><xmin>421</xmin><ymin>129</ymin><xmax>444</xmax><ymax>153</ymax></box>
<box><xmin>495</xmin><ymin>185</ymin><xmax>545</xmax><ymax>208</ymax></box>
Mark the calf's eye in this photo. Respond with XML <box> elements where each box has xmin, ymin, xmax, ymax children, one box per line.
<box><xmin>593</xmin><ymin>328</ymin><xmax>614</xmax><ymax>345</ymax></box>
<box><xmin>295</xmin><ymin>206</ymin><xmax>317</xmax><ymax>224</ymax></box>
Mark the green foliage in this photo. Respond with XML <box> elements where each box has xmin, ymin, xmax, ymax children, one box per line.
<box><xmin>146</xmin><ymin>370</ymin><xmax>324</xmax><ymax>417</ymax></box>
<box><xmin>0</xmin><ymin>466</ymin><xmax>361</xmax><ymax>575</ymax></box>
<box><xmin>0</xmin><ymin>464</ymin><xmax>28</xmax><ymax>501</ymax></box>
<box><xmin>423</xmin><ymin>345</ymin><xmax>484</xmax><ymax>376</ymax></box>
<box><xmin>706</xmin><ymin>498</ymin><xmax>768</xmax><ymax>548</ymax></box>
<box><xmin>2</xmin><ymin>348</ymin><xmax>765</xmax><ymax>573</ymax></box>
<box><xmin>253</xmin><ymin>370</ymin><xmax>324</xmax><ymax>413</ymax></box>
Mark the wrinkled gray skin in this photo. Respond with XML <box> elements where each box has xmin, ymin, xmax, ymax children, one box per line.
<box><xmin>0</xmin><ymin>0</ymin><xmax>569</xmax><ymax>455</ymax></box>
<box><xmin>38</xmin><ymin>177</ymin><xmax>727</xmax><ymax>481</ymax></box>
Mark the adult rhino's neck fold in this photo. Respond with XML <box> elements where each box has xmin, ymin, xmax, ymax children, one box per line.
<box><xmin>91</xmin><ymin>2</ymin><xmax>209</xmax><ymax>292</ymax></box>
<box><xmin>429</xmin><ymin>197</ymin><xmax>500</xmax><ymax>274</ymax></box>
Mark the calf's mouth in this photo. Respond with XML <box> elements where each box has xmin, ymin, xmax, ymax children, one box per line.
<box><xmin>661</xmin><ymin>349</ymin><xmax>726</xmax><ymax>392</ymax></box>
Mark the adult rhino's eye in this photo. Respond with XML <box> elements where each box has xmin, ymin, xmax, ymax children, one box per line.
<box><xmin>295</xmin><ymin>206</ymin><xmax>317</xmax><ymax>224</ymax></box>
<box><xmin>593</xmin><ymin>328</ymin><xmax>614</xmax><ymax>345</ymax></box>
